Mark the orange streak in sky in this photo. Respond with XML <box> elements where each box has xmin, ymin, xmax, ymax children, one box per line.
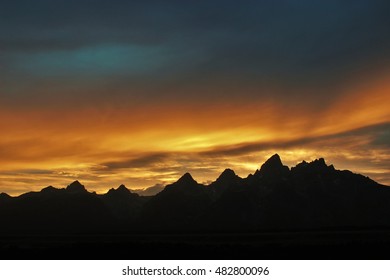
<box><xmin>0</xmin><ymin>76</ymin><xmax>389</xmax><ymax>194</ymax></box>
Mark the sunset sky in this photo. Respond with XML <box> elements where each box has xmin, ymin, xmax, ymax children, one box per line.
<box><xmin>1</xmin><ymin>1</ymin><xmax>389</xmax><ymax>195</ymax></box>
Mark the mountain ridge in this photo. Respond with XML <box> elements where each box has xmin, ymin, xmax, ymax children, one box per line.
<box><xmin>0</xmin><ymin>154</ymin><xmax>388</xmax><ymax>234</ymax></box>
<box><xmin>1</xmin><ymin>154</ymin><xmax>384</xmax><ymax>198</ymax></box>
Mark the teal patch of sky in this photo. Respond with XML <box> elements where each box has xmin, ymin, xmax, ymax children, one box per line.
<box><xmin>8</xmin><ymin>43</ymin><xmax>176</xmax><ymax>80</ymax></box>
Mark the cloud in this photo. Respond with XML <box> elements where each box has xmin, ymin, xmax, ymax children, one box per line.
<box><xmin>2</xmin><ymin>1</ymin><xmax>390</xmax><ymax>104</ymax></box>
<box><xmin>199</xmin><ymin>122</ymin><xmax>390</xmax><ymax>162</ymax></box>
<box><xmin>2</xmin><ymin>121</ymin><xmax>389</xmax><ymax>196</ymax></box>
<box><xmin>87</xmin><ymin>122</ymin><xmax>390</xmax><ymax>187</ymax></box>
<box><xmin>132</xmin><ymin>183</ymin><xmax>165</xmax><ymax>196</ymax></box>
<box><xmin>102</xmin><ymin>153</ymin><xmax>170</xmax><ymax>170</ymax></box>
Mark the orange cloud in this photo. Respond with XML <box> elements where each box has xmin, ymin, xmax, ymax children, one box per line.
<box><xmin>1</xmin><ymin>74</ymin><xmax>389</xmax><ymax>195</ymax></box>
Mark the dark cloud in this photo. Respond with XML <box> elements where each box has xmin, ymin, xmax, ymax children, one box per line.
<box><xmin>1</xmin><ymin>169</ymin><xmax>54</xmax><ymax>176</ymax></box>
<box><xmin>368</xmin><ymin>126</ymin><xmax>390</xmax><ymax>148</ymax></box>
<box><xmin>202</xmin><ymin>122</ymin><xmax>390</xmax><ymax>157</ymax></box>
<box><xmin>97</xmin><ymin>122</ymin><xmax>390</xmax><ymax>172</ymax></box>
<box><xmin>1</xmin><ymin>0</ymin><xmax>390</xmax><ymax>104</ymax></box>
<box><xmin>101</xmin><ymin>153</ymin><xmax>170</xmax><ymax>170</ymax></box>
<box><xmin>200</xmin><ymin>138</ymin><xmax>313</xmax><ymax>158</ymax></box>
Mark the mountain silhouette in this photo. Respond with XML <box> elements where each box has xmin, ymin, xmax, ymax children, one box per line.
<box><xmin>255</xmin><ymin>153</ymin><xmax>290</xmax><ymax>179</ymax></box>
<box><xmin>101</xmin><ymin>184</ymin><xmax>146</xmax><ymax>226</ymax></box>
<box><xmin>0</xmin><ymin>192</ymin><xmax>10</xmax><ymax>199</ymax></box>
<box><xmin>1</xmin><ymin>154</ymin><xmax>389</xmax><ymax>233</ymax></box>
<box><xmin>208</xmin><ymin>168</ymin><xmax>243</xmax><ymax>204</ymax></box>
<box><xmin>139</xmin><ymin>172</ymin><xmax>212</xmax><ymax>230</ymax></box>
<box><xmin>106</xmin><ymin>184</ymin><xmax>132</xmax><ymax>196</ymax></box>
<box><xmin>65</xmin><ymin>180</ymin><xmax>87</xmax><ymax>193</ymax></box>
<box><xmin>1</xmin><ymin>154</ymin><xmax>390</xmax><ymax>259</ymax></box>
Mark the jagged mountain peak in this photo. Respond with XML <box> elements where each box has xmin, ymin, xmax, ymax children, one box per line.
<box><xmin>209</xmin><ymin>168</ymin><xmax>241</xmax><ymax>195</ymax></box>
<box><xmin>66</xmin><ymin>180</ymin><xmax>87</xmax><ymax>193</ymax></box>
<box><xmin>161</xmin><ymin>172</ymin><xmax>201</xmax><ymax>193</ymax></box>
<box><xmin>0</xmin><ymin>192</ymin><xmax>11</xmax><ymax>199</ymax></box>
<box><xmin>257</xmin><ymin>153</ymin><xmax>289</xmax><ymax>177</ymax></box>
<box><xmin>110</xmin><ymin>184</ymin><xmax>131</xmax><ymax>194</ymax></box>
<box><xmin>220</xmin><ymin>168</ymin><xmax>236</xmax><ymax>177</ymax></box>
<box><xmin>106</xmin><ymin>184</ymin><xmax>136</xmax><ymax>198</ymax></box>
<box><xmin>41</xmin><ymin>186</ymin><xmax>59</xmax><ymax>193</ymax></box>
<box><xmin>313</xmin><ymin>158</ymin><xmax>326</xmax><ymax>165</ymax></box>
<box><xmin>308</xmin><ymin>158</ymin><xmax>336</xmax><ymax>171</ymax></box>
<box><xmin>117</xmin><ymin>184</ymin><xmax>130</xmax><ymax>192</ymax></box>
<box><xmin>177</xmin><ymin>172</ymin><xmax>197</xmax><ymax>185</ymax></box>
<box><xmin>292</xmin><ymin>157</ymin><xmax>335</xmax><ymax>174</ymax></box>
<box><xmin>268</xmin><ymin>153</ymin><xmax>282</xmax><ymax>163</ymax></box>
<box><xmin>261</xmin><ymin>153</ymin><xmax>283</xmax><ymax>168</ymax></box>
<box><xmin>216</xmin><ymin>168</ymin><xmax>238</xmax><ymax>182</ymax></box>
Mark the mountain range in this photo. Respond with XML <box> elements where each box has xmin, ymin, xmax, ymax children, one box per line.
<box><xmin>1</xmin><ymin>154</ymin><xmax>389</xmax><ymax>235</ymax></box>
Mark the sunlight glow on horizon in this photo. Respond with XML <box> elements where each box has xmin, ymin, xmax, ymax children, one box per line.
<box><xmin>0</xmin><ymin>73</ymin><xmax>389</xmax><ymax>195</ymax></box>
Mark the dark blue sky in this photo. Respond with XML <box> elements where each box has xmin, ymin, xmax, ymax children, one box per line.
<box><xmin>1</xmin><ymin>0</ymin><xmax>390</xmax><ymax>104</ymax></box>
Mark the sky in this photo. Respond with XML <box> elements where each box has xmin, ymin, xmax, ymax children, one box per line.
<box><xmin>1</xmin><ymin>0</ymin><xmax>390</xmax><ymax>195</ymax></box>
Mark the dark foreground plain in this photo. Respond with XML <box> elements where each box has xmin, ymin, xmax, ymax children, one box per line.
<box><xmin>1</xmin><ymin>229</ymin><xmax>390</xmax><ymax>259</ymax></box>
